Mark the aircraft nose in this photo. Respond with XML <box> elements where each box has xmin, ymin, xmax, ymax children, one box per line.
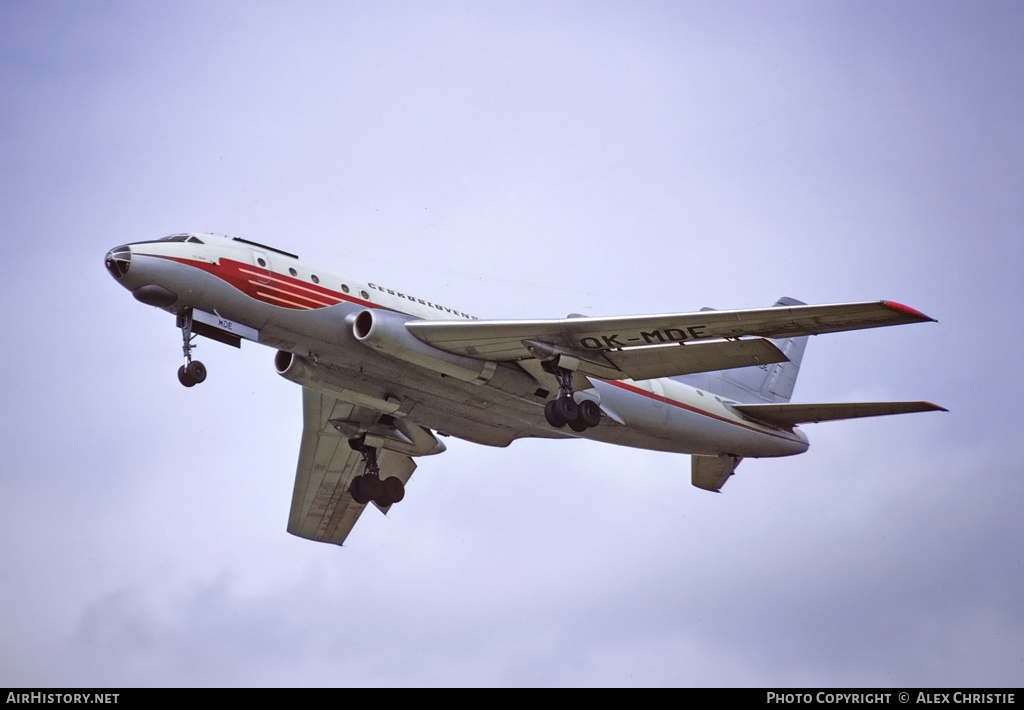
<box><xmin>104</xmin><ymin>245</ymin><xmax>131</xmax><ymax>280</ymax></box>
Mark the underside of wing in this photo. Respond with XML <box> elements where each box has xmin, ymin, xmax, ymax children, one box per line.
<box><xmin>732</xmin><ymin>401</ymin><xmax>948</xmax><ymax>428</ymax></box>
<box><xmin>405</xmin><ymin>300</ymin><xmax>934</xmax><ymax>381</ymax></box>
<box><xmin>603</xmin><ymin>338</ymin><xmax>788</xmax><ymax>380</ymax></box>
<box><xmin>287</xmin><ymin>388</ymin><xmax>415</xmax><ymax>546</ymax></box>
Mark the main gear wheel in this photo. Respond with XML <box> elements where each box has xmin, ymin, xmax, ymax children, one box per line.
<box><xmin>347</xmin><ymin>435</ymin><xmax>406</xmax><ymax>507</ymax></box>
<box><xmin>541</xmin><ymin>362</ymin><xmax>601</xmax><ymax>431</ymax></box>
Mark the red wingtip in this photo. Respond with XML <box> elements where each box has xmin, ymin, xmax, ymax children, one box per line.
<box><xmin>883</xmin><ymin>300</ymin><xmax>936</xmax><ymax>322</ymax></box>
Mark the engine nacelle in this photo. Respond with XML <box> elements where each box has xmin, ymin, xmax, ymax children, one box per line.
<box><xmin>275</xmin><ymin>350</ymin><xmax>446</xmax><ymax>457</ymax></box>
<box><xmin>274</xmin><ymin>350</ymin><xmax>404</xmax><ymax>414</ymax></box>
<box><xmin>350</xmin><ymin>308</ymin><xmax>500</xmax><ymax>385</ymax></box>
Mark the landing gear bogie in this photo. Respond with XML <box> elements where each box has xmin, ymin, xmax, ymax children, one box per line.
<box><xmin>347</xmin><ymin>436</ymin><xmax>407</xmax><ymax>508</ymax></box>
<box><xmin>349</xmin><ymin>473</ymin><xmax>406</xmax><ymax>507</ymax></box>
<box><xmin>542</xmin><ymin>361</ymin><xmax>602</xmax><ymax>432</ymax></box>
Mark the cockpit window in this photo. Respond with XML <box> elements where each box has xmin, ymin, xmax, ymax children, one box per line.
<box><xmin>157</xmin><ymin>234</ymin><xmax>204</xmax><ymax>244</ymax></box>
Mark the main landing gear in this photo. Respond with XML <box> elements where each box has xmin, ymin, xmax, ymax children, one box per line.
<box><xmin>176</xmin><ymin>310</ymin><xmax>207</xmax><ymax>388</ymax></box>
<box><xmin>542</xmin><ymin>362</ymin><xmax>601</xmax><ymax>432</ymax></box>
<box><xmin>347</xmin><ymin>435</ymin><xmax>406</xmax><ymax>508</ymax></box>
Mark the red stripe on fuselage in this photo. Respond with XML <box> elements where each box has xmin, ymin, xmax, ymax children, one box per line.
<box><xmin>154</xmin><ymin>255</ymin><xmax>378</xmax><ymax>310</ymax></box>
<box><xmin>237</xmin><ymin>268</ymin><xmax>341</xmax><ymax>307</ymax></box>
<box><xmin>255</xmin><ymin>290</ymin><xmax>315</xmax><ymax>309</ymax></box>
<box><xmin>244</xmin><ymin>278</ymin><xmax>337</xmax><ymax>308</ymax></box>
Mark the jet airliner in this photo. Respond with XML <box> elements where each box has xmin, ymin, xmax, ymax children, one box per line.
<box><xmin>105</xmin><ymin>233</ymin><xmax>945</xmax><ymax>545</ymax></box>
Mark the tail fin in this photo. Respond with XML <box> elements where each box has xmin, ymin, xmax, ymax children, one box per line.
<box><xmin>673</xmin><ymin>297</ymin><xmax>808</xmax><ymax>404</ymax></box>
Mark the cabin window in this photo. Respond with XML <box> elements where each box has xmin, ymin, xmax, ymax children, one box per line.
<box><xmin>289</xmin><ymin>267</ymin><xmax>297</xmax><ymax>277</ymax></box>
<box><xmin>257</xmin><ymin>257</ymin><xmax>267</xmax><ymax>267</ymax></box>
<box><xmin>311</xmin><ymin>274</ymin><xmax>319</xmax><ymax>284</ymax></box>
<box><xmin>341</xmin><ymin>284</ymin><xmax>350</xmax><ymax>294</ymax></box>
<box><xmin>360</xmin><ymin>290</ymin><xmax>369</xmax><ymax>299</ymax></box>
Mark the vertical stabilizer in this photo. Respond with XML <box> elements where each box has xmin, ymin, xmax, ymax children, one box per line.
<box><xmin>673</xmin><ymin>297</ymin><xmax>808</xmax><ymax>404</ymax></box>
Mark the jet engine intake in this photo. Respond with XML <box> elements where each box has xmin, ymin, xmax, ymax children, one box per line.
<box><xmin>274</xmin><ymin>350</ymin><xmax>404</xmax><ymax>414</ymax></box>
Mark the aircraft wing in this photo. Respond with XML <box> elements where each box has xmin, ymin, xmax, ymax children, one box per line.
<box><xmin>732</xmin><ymin>401</ymin><xmax>948</xmax><ymax>428</ymax></box>
<box><xmin>406</xmin><ymin>300</ymin><xmax>934</xmax><ymax>381</ymax></box>
<box><xmin>287</xmin><ymin>387</ymin><xmax>415</xmax><ymax>546</ymax></box>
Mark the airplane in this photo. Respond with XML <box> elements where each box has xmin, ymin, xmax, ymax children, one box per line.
<box><xmin>105</xmin><ymin>232</ymin><xmax>945</xmax><ymax>545</ymax></box>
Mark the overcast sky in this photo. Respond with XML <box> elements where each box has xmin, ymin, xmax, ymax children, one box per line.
<box><xmin>1</xmin><ymin>0</ymin><xmax>1022</xmax><ymax>687</ymax></box>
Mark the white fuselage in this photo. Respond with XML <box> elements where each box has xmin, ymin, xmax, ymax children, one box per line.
<box><xmin>105</xmin><ymin>233</ymin><xmax>809</xmax><ymax>459</ymax></box>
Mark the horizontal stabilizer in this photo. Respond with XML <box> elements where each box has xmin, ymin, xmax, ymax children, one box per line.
<box><xmin>692</xmin><ymin>454</ymin><xmax>741</xmax><ymax>492</ymax></box>
<box><xmin>732</xmin><ymin>401</ymin><xmax>947</xmax><ymax>428</ymax></box>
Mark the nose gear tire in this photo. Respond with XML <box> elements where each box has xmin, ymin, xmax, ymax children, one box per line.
<box><xmin>185</xmin><ymin>360</ymin><xmax>207</xmax><ymax>383</ymax></box>
<box><xmin>178</xmin><ymin>365</ymin><xmax>196</xmax><ymax>387</ymax></box>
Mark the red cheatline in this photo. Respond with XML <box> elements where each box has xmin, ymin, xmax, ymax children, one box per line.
<box><xmin>245</xmin><ymin>279</ymin><xmax>337</xmax><ymax>307</ymax></box>
<box><xmin>255</xmin><ymin>290</ymin><xmax>314</xmax><ymax>310</ymax></box>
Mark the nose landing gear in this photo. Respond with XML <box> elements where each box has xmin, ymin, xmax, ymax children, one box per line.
<box><xmin>176</xmin><ymin>310</ymin><xmax>207</xmax><ymax>387</ymax></box>
<box><xmin>542</xmin><ymin>362</ymin><xmax>602</xmax><ymax>432</ymax></box>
